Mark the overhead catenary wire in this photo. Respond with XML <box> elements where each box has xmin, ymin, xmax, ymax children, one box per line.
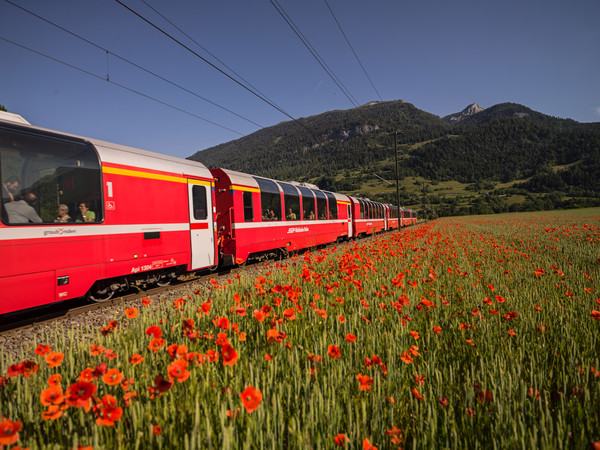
<box><xmin>323</xmin><ymin>0</ymin><xmax>383</xmax><ymax>102</ymax></box>
<box><xmin>4</xmin><ymin>0</ymin><xmax>264</xmax><ymax>129</ymax></box>
<box><xmin>137</xmin><ymin>0</ymin><xmax>282</xmax><ymax>114</ymax></box>
<box><xmin>269</xmin><ymin>0</ymin><xmax>361</xmax><ymax>109</ymax></box>
<box><xmin>113</xmin><ymin>0</ymin><xmax>320</xmax><ymax>138</ymax></box>
<box><xmin>0</xmin><ymin>36</ymin><xmax>245</xmax><ymax>136</ymax></box>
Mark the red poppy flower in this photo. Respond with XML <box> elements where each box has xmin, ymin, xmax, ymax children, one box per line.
<box><xmin>21</xmin><ymin>360</ymin><xmax>39</xmax><ymax>377</ymax></box>
<box><xmin>345</xmin><ymin>334</ymin><xmax>357</xmax><ymax>343</ymax></box>
<box><xmin>283</xmin><ymin>308</ymin><xmax>296</xmax><ymax>321</ymax></box>
<box><xmin>412</xmin><ymin>387</ymin><xmax>425</xmax><ymax>401</ymax></box>
<box><xmin>0</xmin><ymin>418</ymin><xmax>22</xmax><ymax>445</ymax></box>
<box><xmin>94</xmin><ymin>394</ymin><xmax>123</xmax><ymax>427</ymax></box>
<box><xmin>125</xmin><ymin>307</ymin><xmax>138</xmax><ymax>319</ymax></box>
<box><xmin>42</xmin><ymin>404</ymin><xmax>64</xmax><ymax>421</ymax></box>
<box><xmin>149</xmin><ymin>375</ymin><xmax>174</xmax><ymax>397</ymax></box>
<box><xmin>591</xmin><ymin>310</ymin><xmax>600</xmax><ymax>320</ymax></box>
<box><xmin>35</xmin><ymin>344</ymin><xmax>52</xmax><ymax>356</ymax></box>
<box><xmin>128</xmin><ymin>353</ymin><xmax>145</xmax><ymax>365</ymax></box>
<box><xmin>213</xmin><ymin>316</ymin><xmax>230</xmax><ymax>330</ymax></box>
<box><xmin>400</xmin><ymin>351</ymin><xmax>413</xmax><ymax>364</ymax></box>
<box><xmin>153</xmin><ymin>425</ymin><xmax>162</xmax><ymax>435</ymax></box>
<box><xmin>433</xmin><ymin>326</ymin><xmax>442</xmax><ymax>335</ymax></box>
<box><xmin>66</xmin><ymin>381</ymin><xmax>97</xmax><ymax>411</ymax></box>
<box><xmin>438</xmin><ymin>397</ymin><xmax>448</xmax><ymax>408</ymax></box>
<box><xmin>167</xmin><ymin>360</ymin><xmax>191</xmax><ymax>383</ymax></box>
<box><xmin>327</xmin><ymin>345</ymin><xmax>341</xmax><ymax>359</ymax></box>
<box><xmin>356</xmin><ymin>374</ymin><xmax>373</xmax><ymax>391</ymax></box>
<box><xmin>363</xmin><ymin>438</ymin><xmax>378</xmax><ymax>449</ymax></box>
<box><xmin>142</xmin><ymin>297</ymin><xmax>151</xmax><ymax>306</ymax></box>
<box><xmin>40</xmin><ymin>385</ymin><xmax>65</xmax><ymax>406</ymax></box>
<box><xmin>253</xmin><ymin>310</ymin><xmax>266</xmax><ymax>322</ymax></box>
<box><xmin>103</xmin><ymin>368</ymin><xmax>124</xmax><ymax>386</ymax></box>
<box><xmin>145</xmin><ymin>325</ymin><xmax>163</xmax><ymax>339</ymax></box>
<box><xmin>90</xmin><ymin>344</ymin><xmax>104</xmax><ymax>356</ymax></box>
<box><xmin>239</xmin><ymin>385</ymin><xmax>262</xmax><ymax>413</ymax></box>
<box><xmin>221</xmin><ymin>344</ymin><xmax>238</xmax><ymax>366</ymax></box>
<box><xmin>148</xmin><ymin>338</ymin><xmax>166</xmax><ymax>352</ymax></box>
<box><xmin>334</xmin><ymin>433</ymin><xmax>347</xmax><ymax>446</ymax></box>
<box><xmin>48</xmin><ymin>373</ymin><xmax>62</xmax><ymax>386</ymax></box>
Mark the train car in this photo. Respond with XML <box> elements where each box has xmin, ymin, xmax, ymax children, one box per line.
<box><xmin>0</xmin><ymin>112</ymin><xmax>217</xmax><ymax>314</ymax></box>
<box><xmin>211</xmin><ymin>168</ymin><xmax>352</xmax><ymax>265</ymax></box>
<box><xmin>385</xmin><ymin>204</ymin><xmax>399</xmax><ymax>231</ymax></box>
<box><xmin>349</xmin><ymin>197</ymin><xmax>387</xmax><ymax>237</ymax></box>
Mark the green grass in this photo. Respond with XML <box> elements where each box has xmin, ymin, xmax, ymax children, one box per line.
<box><xmin>1</xmin><ymin>210</ymin><xmax>599</xmax><ymax>448</ymax></box>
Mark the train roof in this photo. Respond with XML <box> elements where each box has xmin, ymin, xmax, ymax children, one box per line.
<box><xmin>0</xmin><ymin>113</ymin><xmax>212</xmax><ymax>179</ymax></box>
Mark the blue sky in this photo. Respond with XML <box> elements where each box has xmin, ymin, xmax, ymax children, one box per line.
<box><xmin>1</xmin><ymin>0</ymin><xmax>599</xmax><ymax>159</ymax></box>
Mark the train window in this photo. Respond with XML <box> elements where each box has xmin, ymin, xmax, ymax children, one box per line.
<box><xmin>297</xmin><ymin>186</ymin><xmax>315</xmax><ymax>220</ymax></box>
<box><xmin>192</xmin><ymin>185</ymin><xmax>208</xmax><ymax>220</ymax></box>
<box><xmin>325</xmin><ymin>192</ymin><xmax>337</xmax><ymax>219</ymax></box>
<box><xmin>254</xmin><ymin>177</ymin><xmax>281</xmax><ymax>221</ymax></box>
<box><xmin>313</xmin><ymin>190</ymin><xmax>328</xmax><ymax>220</ymax></box>
<box><xmin>1</xmin><ymin>124</ymin><xmax>101</xmax><ymax>225</ymax></box>
<box><xmin>279</xmin><ymin>182</ymin><xmax>300</xmax><ymax>221</ymax></box>
<box><xmin>358</xmin><ymin>199</ymin><xmax>364</xmax><ymax>219</ymax></box>
<box><xmin>243</xmin><ymin>191</ymin><xmax>253</xmax><ymax>222</ymax></box>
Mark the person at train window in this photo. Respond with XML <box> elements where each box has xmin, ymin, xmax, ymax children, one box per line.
<box><xmin>76</xmin><ymin>201</ymin><xmax>95</xmax><ymax>223</ymax></box>
<box><xmin>4</xmin><ymin>192</ymin><xmax>42</xmax><ymax>224</ymax></box>
<box><xmin>267</xmin><ymin>209</ymin><xmax>276</xmax><ymax>221</ymax></box>
<box><xmin>54</xmin><ymin>204</ymin><xmax>72</xmax><ymax>223</ymax></box>
<box><xmin>2</xmin><ymin>176</ymin><xmax>19</xmax><ymax>203</ymax></box>
<box><xmin>306</xmin><ymin>210</ymin><xmax>315</xmax><ymax>220</ymax></box>
<box><xmin>286</xmin><ymin>208</ymin><xmax>296</xmax><ymax>220</ymax></box>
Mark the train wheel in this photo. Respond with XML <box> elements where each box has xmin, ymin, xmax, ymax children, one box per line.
<box><xmin>155</xmin><ymin>277</ymin><xmax>172</xmax><ymax>287</ymax></box>
<box><xmin>89</xmin><ymin>285</ymin><xmax>115</xmax><ymax>302</ymax></box>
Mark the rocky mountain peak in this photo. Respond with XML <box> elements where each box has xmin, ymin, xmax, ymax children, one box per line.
<box><xmin>443</xmin><ymin>103</ymin><xmax>485</xmax><ymax>123</ymax></box>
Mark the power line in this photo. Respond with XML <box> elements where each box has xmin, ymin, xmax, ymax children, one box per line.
<box><xmin>4</xmin><ymin>0</ymin><xmax>264</xmax><ymax>129</ymax></box>
<box><xmin>113</xmin><ymin>0</ymin><xmax>319</xmax><ymax>138</ymax></box>
<box><xmin>0</xmin><ymin>36</ymin><xmax>244</xmax><ymax>135</ymax></box>
<box><xmin>137</xmin><ymin>0</ymin><xmax>281</xmax><ymax>113</ymax></box>
<box><xmin>323</xmin><ymin>0</ymin><xmax>383</xmax><ymax>101</ymax></box>
<box><xmin>269</xmin><ymin>0</ymin><xmax>361</xmax><ymax>109</ymax></box>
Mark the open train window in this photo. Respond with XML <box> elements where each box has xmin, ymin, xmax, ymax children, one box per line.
<box><xmin>297</xmin><ymin>186</ymin><xmax>315</xmax><ymax>220</ymax></box>
<box><xmin>279</xmin><ymin>182</ymin><xmax>300</xmax><ymax>221</ymax></box>
<box><xmin>243</xmin><ymin>191</ymin><xmax>253</xmax><ymax>222</ymax></box>
<box><xmin>313</xmin><ymin>190</ymin><xmax>328</xmax><ymax>220</ymax></box>
<box><xmin>254</xmin><ymin>177</ymin><xmax>281</xmax><ymax>221</ymax></box>
<box><xmin>1</xmin><ymin>124</ymin><xmax>101</xmax><ymax>225</ymax></box>
<box><xmin>325</xmin><ymin>192</ymin><xmax>337</xmax><ymax>219</ymax></box>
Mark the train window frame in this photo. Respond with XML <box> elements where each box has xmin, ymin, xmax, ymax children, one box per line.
<box><xmin>312</xmin><ymin>190</ymin><xmax>328</xmax><ymax>220</ymax></box>
<box><xmin>0</xmin><ymin>124</ymin><xmax>103</xmax><ymax>226</ymax></box>
<box><xmin>192</xmin><ymin>185</ymin><xmax>208</xmax><ymax>220</ymax></box>
<box><xmin>279</xmin><ymin>182</ymin><xmax>300</xmax><ymax>221</ymax></box>
<box><xmin>325</xmin><ymin>192</ymin><xmax>337</xmax><ymax>219</ymax></box>
<box><xmin>297</xmin><ymin>186</ymin><xmax>315</xmax><ymax>220</ymax></box>
<box><xmin>243</xmin><ymin>191</ymin><xmax>253</xmax><ymax>222</ymax></box>
<box><xmin>254</xmin><ymin>177</ymin><xmax>282</xmax><ymax>221</ymax></box>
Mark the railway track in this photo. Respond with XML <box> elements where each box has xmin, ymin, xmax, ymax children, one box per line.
<box><xmin>0</xmin><ymin>265</ymin><xmax>241</xmax><ymax>335</ymax></box>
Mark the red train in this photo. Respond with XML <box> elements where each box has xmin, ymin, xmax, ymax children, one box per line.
<box><xmin>0</xmin><ymin>112</ymin><xmax>416</xmax><ymax>315</ymax></box>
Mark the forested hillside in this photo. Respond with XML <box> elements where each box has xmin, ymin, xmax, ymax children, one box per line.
<box><xmin>189</xmin><ymin>100</ymin><xmax>600</xmax><ymax>218</ymax></box>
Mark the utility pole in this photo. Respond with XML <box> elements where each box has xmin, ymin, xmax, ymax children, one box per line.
<box><xmin>392</xmin><ymin>131</ymin><xmax>400</xmax><ymax>214</ymax></box>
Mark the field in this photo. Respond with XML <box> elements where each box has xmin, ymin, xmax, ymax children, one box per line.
<box><xmin>1</xmin><ymin>209</ymin><xmax>599</xmax><ymax>449</ymax></box>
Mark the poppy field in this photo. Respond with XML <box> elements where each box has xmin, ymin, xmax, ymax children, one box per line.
<box><xmin>1</xmin><ymin>208</ymin><xmax>599</xmax><ymax>449</ymax></box>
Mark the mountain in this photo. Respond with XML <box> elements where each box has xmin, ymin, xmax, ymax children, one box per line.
<box><xmin>442</xmin><ymin>103</ymin><xmax>485</xmax><ymax>123</ymax></box>
<box><xmin>189</xmin><ymin>100</ymin><xmax>450</xmax><ymax>181</ymax></box>
<box><xmin>189</xmin><ymin>100</ymin><xmax>600</xmax><ymax>217</ymax></box>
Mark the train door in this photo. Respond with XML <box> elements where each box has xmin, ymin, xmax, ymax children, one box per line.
<box><xmin>347</xmin><ymin>204</ymin><xmax>352</xmax><ymax>237</ymax></box>
<box><xmin>188</xmin><ymin>180</ymin><xmax>215</xmax><ymax>270</ymax></box>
